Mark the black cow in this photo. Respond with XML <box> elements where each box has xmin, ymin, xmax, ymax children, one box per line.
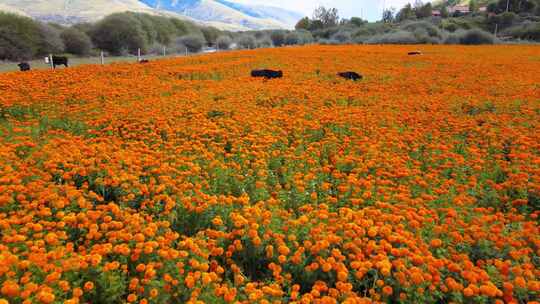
<box><xmin>251</xmin><ymin>69</ymin><xmax>283</xmax><ymax>79</ymax></box>
<box><xmin>139</xmin><ymin>59</ymin><xmax>150</xmax><ymax>64</ymax></box>
<box><xmin>408</xmin><ymin>51</ymin><xmax>422</xmax><ymax>55</ymax></box>
<box><xmin>52</xmin><ymin>56</ymin><xmax>69</xmax><ymax>68</ymax></box>
<box><xmin>338</xmin><ymin>71</ymin><xmax>363</xmax><ymax>81</ymax></box>
<box><xmin>18</xmin><ymin>62</ymin><xmax>30</xmax><ymax>72</ymax></box>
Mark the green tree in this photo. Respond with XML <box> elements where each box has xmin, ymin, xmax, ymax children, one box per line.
<box><xmin>0</xmin><ymin>12</ymin><xmax>42</xmax><ymax>60</ymax></box>
<box><xmin>349</xmin><ymin>17</ymin><xmax>366</xmax><ymax>27</ymax></box>
<box><xmin>201</xmin><ymin>26</ymin><xmax>220</xmax><ymax>47</ymax></box>
<box><xmin>36</xmin><ymin>24</ymin><xmax>64</xmax><ymax>55</ymax></box>
<box><xmin>441</xmin><ymin>6</ymin><xmax>449</xmax><ymax>18</ymax></box>
<box><xmin>396</xmin><ymin>4</ymin><xmax>417</xmax><ymax>22</ymax></box>
<box><xmin>236</xmin><ymin>34</ymin><xmax>256</xmax><ymax>49</ymax></box>
<box><xmin>216</xmin><ymin>35</ymin><xmax>232</xmax><ymax>50</ymax></box>
<box><xmin>295</xmin><ymin>17</ymin><xmax>311</xmax><ymax>30</ymax></box>
<box><xmin>176</xmin><ymin>35</ymin><xmax>205</xmax><ymax>53</ymax></box>
<box><xmin>90</xmin><ymin>13</ymin><xmax>148</xmax><ymax>55</ymax></box>
<box><xmin>61</xmin><ymin>27</ymin><xmax>93</xmax><ymax>55</ymax></box>
<box><xmin>469</xmin><ymin>0</ymin><xmax>479</xmax><ymax>13</ymax></box>
<box><xmin>416</xmin><ymin>3</ymin><xmax>433</xmax><ymax>18</ymax></box>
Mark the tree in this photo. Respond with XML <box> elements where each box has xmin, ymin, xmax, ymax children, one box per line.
<box><xmin>176</xmin><ymin>35</ymin><xmax>205</xmax><ymax>53</ymax></box>
<box><xmin>201</xmin><ymin>26</ymin><xmax>220</xmax><ymax>47</ymax></box>
<box><xmin>0</xmin><ymin>12</ymin><xmax>42</xmax><ymax>60</ymax></box>
<box><xmin>295</xmin><ymin>17</ymin><xmax>311</xmax><ymax>30</ymax></box>
<box><xmin>285</xmin><ymin>32</ymin><xmax>300</xmax><ymax>45</ymax></box>
<box><xmin>37</xmin><ymin>24</ymin><xmax>64</xmax><ymax>55</ymax></box>
<box><xmin>349</xmin><ymin>17</ymin><xmax>366</xmax><ymax>27</ymax></box>
<box><xmin>396</xmin><ymin>4</ymin><xmax>417</xmax><ymax>22</ymax></box>
<box><xmin>270</xmin><ymin>31</ymin><xmax>286</xmax><ymax>46</ymax></box>
<box><xmin>216</xmin><ymin>35</ymin><xmax>232</xmax><ymax>50</ymax></box>
<box><xmin>312</xmin><ymin>6</ymin><xmax>339</xmax><ymax>28</ymax></box>
<box><xmin>469</xmin><ymin>0</ymin><xmax>479</xmax><ymax>13</ymax></box>
<box><xmin>309</xmin><ymin>20</ymin><xmax>324</xmax><ymax>31</ymax></box>
<box><xmin>382</xmin><ymin>9</ymin><xmax>395</xmax><ymax>23</ymax></box>
<box><xmin>416</xmin><ymin>3</ymin><xmax>433</xmax><ymax>18</ymax></box>
<box><xmin>90</xmin><ymin>13</ymin><xmax>148</xmax><ymax>55</ymax></box>
<box><xmin>441</xmin><ymin>6</ymin><xmax>449</xmax><ymax>18</ymax></box>
<box><xmin>61</xmin><ymin>27</ymin><xmax>92</xmax><ymax>55</ymax></box>
<box><xmin>237</xmin><ymin>34</ymin><xmax>256</xmax><ymax>49</ymax></box>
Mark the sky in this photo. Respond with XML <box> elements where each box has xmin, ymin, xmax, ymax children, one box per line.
<box><xmin>232</xmin><ymin>0</ymin><xmax>414</xmax><ymax>21</ymax></box>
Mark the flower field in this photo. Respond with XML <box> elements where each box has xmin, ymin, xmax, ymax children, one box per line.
<box><xmin>0</xmin><ymin>45</ymin><xmax>539</xmax><ymax>304</ymax></box>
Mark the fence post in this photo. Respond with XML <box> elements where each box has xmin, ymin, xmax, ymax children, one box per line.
<box><xmin>49</xmin><ymin>54</ymin><xmax>54</xmax><ymax>69</ymax></box>
<box><xmin>100</xmin><ymin>51</ymin><xmax>105</xmax><ymax>65</ymax></box>
<box><xmin>137</xmin><ymin>48</ymin><xmax>141</xmax><ymax>62</ymax></box>
<box><xmin>494</xmin><ymin>23</ymin><xmax>498</xmax><ymax>37</ymax></box>
<box><xmin>163</xmin><ymin>46</ymin><xmax>166</xmax><ymax>57</ymax></box>
<box><xmin>185</xmin><ymin>47</ymin><xmax>188</xmax><ymax>57</ymax></box>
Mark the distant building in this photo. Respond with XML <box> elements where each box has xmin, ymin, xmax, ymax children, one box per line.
<box><xmin>448</xmin><ymin>5</ymin><xmax>470</xmax><ymax>14</ymax></box>
<box><xmin>479</xmin><ymin>6</ymin><xmax>488</xmax><ymax>12</ymax></box>
<box><xmin>432</xmin><ymin>9</ymin><xmax>441</xmax><ymax>17</ymax></box>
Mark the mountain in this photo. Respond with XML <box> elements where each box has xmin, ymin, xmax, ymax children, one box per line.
<box><xmin>139</xmin><ymin>0</ymin><xmax>302</xmax><ymax>30</ymax></box>
<box><xmin>0</xmin><ymin>0</ymin><xmax>188</xmax><ymax>24</ymax></box>
<box><xmin>214</xmin><ymin>0</ymin><xmax>303</xmax><ymax>27</ymax></box>
<box><xmin>0</xmin><ymin>0</ymin><xmax>302</xmax><ymax>31</ymax></box>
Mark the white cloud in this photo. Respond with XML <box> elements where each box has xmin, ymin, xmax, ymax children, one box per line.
<box><xmin>231</xmin><ymin>0</ymin><xmax>413</xmax><ymax>21</ymax></box>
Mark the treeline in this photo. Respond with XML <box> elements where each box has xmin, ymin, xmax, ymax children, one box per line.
<box><xmin>295</xmin><ymin>0</ymin><xmax>540</xmax><ymax>44</ymax></box>
<box><xmin>0</xmin><ymin>12</ymin><xmax>227</xmax><ymax>61</ymax></box>
<box><xmin>0</xmin><ymin>11</ymin><xmax>318</xmax><ymax>61</ymax></box>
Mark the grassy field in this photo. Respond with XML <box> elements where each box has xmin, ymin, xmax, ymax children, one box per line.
<box><xmin>0</xmin><ymin>45</ymin><xmax>539</xmax><ymax>303</ymax></box>
<box><xmin>0</xmin><ymin>54</ymin><xmax>185</xmax><ymax>72</ymax></box>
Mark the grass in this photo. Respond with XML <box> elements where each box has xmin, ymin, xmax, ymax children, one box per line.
<box><xmin>0</xmin><ymin>54</ymin><xmax>186</xmax><ymax>73</ymax></box>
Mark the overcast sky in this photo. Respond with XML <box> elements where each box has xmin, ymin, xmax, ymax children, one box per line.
<box><xmin>232</xmin><ymin>0</ymin><xmax>413</xmax><ymax>21</ymax></box>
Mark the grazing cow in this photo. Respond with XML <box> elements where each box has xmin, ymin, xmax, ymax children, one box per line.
<box><xmin>408</xmin><ymin>51</ymin><xmax>422</xmax><ymax>55</ymax></box>
<box><xmin>338</xmin><ymin>71</ymin><xmax>363</xmax><ymax>81</ymax></box>
<box><xmin>140</xmin><ymin>59</ymin><xmax>150</xmax><ymax>64</ymax></box>
<box><xmin>251</xmin><ymin>69</ymin><xmax>283</xmax><ymax>79</ymax></box>
<box><xmin>52</xmin><ymin>56</ymin><xmax>69</xmax><ymax>68</ymax></box>
<box><xmin>18</xmin><ymin>62</ymin><xmax>30</xmax><ymax>72</ymax></box>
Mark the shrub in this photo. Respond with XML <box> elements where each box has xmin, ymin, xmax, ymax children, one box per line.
<box><xmin>176</xmin><ymin>35</ymin><xmax>205</xmax><ymax>53</ymax></box>
<box><xmin>0</xmin><ymin>12</ymin><xmax>42</xmax><ymax>60</ymax></box>
<box><xmin>446</xmin><ymin>29</ymin><xmax>497</xmax><ymax>45</ymax></box>
<box><xmin>237</xmin><ymin>34</ymin><xmax>257</xmax><ymax>49</ymax></box>
<box><xmin>90</xmin><ymin>13</ymin><xmax>148</xmax><ymax>55</ymax></box>
<box><xmin>296</xmin><ymin>30</ymin><xmax>314</xmax><ymax>45</ymax></box>
<box><xmin>318</xmin><ymin>38</ymin><xmax>341</xmax><ymax>45</ymax></box>
<box><xmin>270</xmin><ymin>31</ymin><xmax>286</xmax><ymax>47</ymax></box>
<box><xmin>440</xmin><ymin>18</ymin><xmax>475</xmax><ymax>32</ymax></box>
<box><xmin>201</xmin><ymin>26</ymin><xmax>220</xmax><ymax>46</ymax></box>
<box><xmin>216</xmin><ymin>35</ymin><xmax>232</xmax><ymax>50</ymax></box>
<box><xmin>401</xmin><ymin>21</ymin><xmax>443</xmax><ymax>40</ymax></box>
<box><xmin>331</xmin><ymin>31</ymin><xmax>352</xmax><ymax>43</ymax></box>
<box><xmin>284</xmin><ymin>32</ymin><xmax>300</xmax><ymax>45</ymax></box>
<box><xmin>36</xmin><ymin>24</ymin><xmax>65</xmax><ymax>55</ymax></box>
<box><xmin>61</xmin><ymin>27</ymin><xmax>93</xmax><ymax>55</ymax></box>
<box><xmin>505</xmin><ymin>22</ymin><xmax>540</xmax><ymax>41</ymax></box>
<box><xmin>367</xmin><ymin>30</ymin><xmax>419</xmax><ymax>44</ymax></box>
<box><xmin>443</xmin><ymin>33</ymin><xmax>461</xmax><ymax>44</ymax></box>
<box><xmin>257</xmin><ymin>37</ymin><xmax>273</xmax><ymax>48</ymax></box>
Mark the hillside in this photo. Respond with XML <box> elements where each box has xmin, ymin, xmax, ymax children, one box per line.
<box><xmin>0</xmin><ymin>0</ymin><xmax>182</xmax><ymax>24</ymax></box>
<box><xmin>0</xmin><ymin>0</ymin><xmax>301</xmax><ymax>30</ymax></box>
<box><xmin>140</xmin><ymin>0</ymin><xmax>301</xmax><ymax>30</ymax></box>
